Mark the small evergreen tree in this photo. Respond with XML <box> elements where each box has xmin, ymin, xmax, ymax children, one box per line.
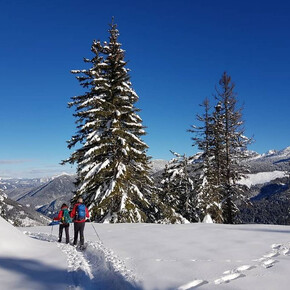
<box><xmin>160</xmin><ymin>151</ymin><xmax>198</xmax><ymax>222</ymax></box>
<box><xmin>189</xmin><ymin>99</ymin><xmax>223</xmax><ymax>223</ymax></box>
<box><xmin>63</xmin><ymin>21</ymin><xmax>156</xmax><ymax>223</ymax></box>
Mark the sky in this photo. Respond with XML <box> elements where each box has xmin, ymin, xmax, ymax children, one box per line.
<box><xmin>0</xmin><ymin>0</ymin><xmax>289</xmax><ymax>178</ymax></box>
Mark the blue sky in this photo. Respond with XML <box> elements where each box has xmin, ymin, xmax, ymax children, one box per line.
<box><xmin>0</xmin><ymin>0</ymin><xmax>289</xmax><ymax>178</ymax></box>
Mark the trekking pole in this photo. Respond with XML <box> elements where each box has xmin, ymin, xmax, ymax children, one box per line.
<box><xmin>50</xmin><ymin>224</ymin><xmax>53</xmax><ymax>241</ymax></box>
<box><xmin>90</xmin><ymin>222</ymin><xmax>102</xmax><ymax>243</ymax></box>
<box><xmin>70</xmin><ymin>222</ymin><xmax>73</xmax><ymax>244</ymax></box>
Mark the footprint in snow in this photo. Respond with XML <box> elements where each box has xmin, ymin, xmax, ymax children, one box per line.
<box><xmin>214</xmin><ymin>273</ymin><xmax>245</xmax><ymax>285</ymax></box>
<box><xmin>253</xmin><ymin>257</ymin><xmax>269</xmax><ymax>262</ymax></box>
<box><xmin>271</xmin><ymin>244</ymin><xmax>282</xmax><ymax>250</ymax></box>
<box><xmin>281</xmin><ymin>248</ymin><xmax>290</xmax><ymax>256</ymax></box>
<box><xmin>178</xmin><ymin>279</ymin><xmax>208</xmax><ymax>290</ymax></box>
<box><xmin>223</xmin><ymin>264</ymin><xmax>256</xmax><ymax>275</ymax></box>
<box><xmin>261</xmin><ymin>259</ymin><xmax>277</xmax><ymax>269</ymax></box>
<box><xmin>190</xmin><ymin>259</ymin><xmax>212</xmax><ymax>262</ymax></box>
<box><xmin>263</xmin><ymin>252</ymin><xmax>279</xmax><ymax>258</ymax></box>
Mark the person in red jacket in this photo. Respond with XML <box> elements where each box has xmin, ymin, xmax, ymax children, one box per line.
<box><xmin>53</xmin><ymin>203</ymin><xmax>70</xmax><ymax>244</ymax></box>
<box><xmin>70</xmin><ymin>197</ymin><xmax>89</xmax><ymax>247</ymax></box>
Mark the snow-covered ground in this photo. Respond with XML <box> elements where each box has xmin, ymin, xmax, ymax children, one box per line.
<box><xmin>1</xmin><ymin>216</ymin><xmax>290</xmax><ymax>289</ymax></box>
<box><xmin>239</xmin><ymin>171</ymin><xmax>288</xmax><ymax>188</ymax></box>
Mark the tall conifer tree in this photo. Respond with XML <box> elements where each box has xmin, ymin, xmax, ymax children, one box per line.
<box><xmin>189</xmin><ymin>99</ymin><xmax>223</xmax><ymax>222</ymax></box>
<box><xmin>63</xmin><ymin>21</ymin><xmax>155</xmax><ymax>222</ymax></box>
<box><xmin>189</xmin><ymin>73</ymin><xmax>251</xmax><ymax>224</ymax></box>
<box><xmin>214</xmin><ymin>72</ymin><xmax>252</xmax><ymax>223</ymax></box>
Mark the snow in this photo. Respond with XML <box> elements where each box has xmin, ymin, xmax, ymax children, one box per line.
<box><xmin>202</xmin><ymin>213</ymin><xmax>213</xmax><ymax>223</ymax></box>
<box><xmin>2</xmin><ymin>217</ymin><xmax>290</xmax><ymax>289</ymax></box>
<box><xmin>116</xmin><ymin>163</ymin><xmax>126</xmax><ymax>179</ymax></box>
<box><xmin>0</xmin><ymin>217</ymin><xmax>69</xmax><ymax>289</ymax></box>
<box><xmin>120</xmin><ymin>191</ymin><xmax>128</xmax><ymax>210</ymax></box>
<box><xmin>84</xmin><ymin>160</ymin><xmax>110</xmax><ymax>180</ymax></box>
<box><xmin>102</xmin><ymin>180</ymin><xmax>117</xmax><ymax>202</ymax></box>
<box><xmin>238</xmin><ymin>171</ymin><xmax>288</xmax><ymax>188</ymax></box>
<box><xmin>124</xmin><ymin>131</ymin><xmax>147</xmax><ymax>147</ymax></box>
<box><xmin>130</xmin><ymin>147</ymin><xmax>144</xmax><ymax>155</ymax></box>
<box><xmin>131</xmin><ymin>184</ymin><xmax>146</xmax><ymax>202</ymax></box>
<box><xmin>20</xmin><ymin>216</ymin><xmax>42</xmax><ymax>227</ymax></box>
<box><xmin>6</xmin><ymin>204</ymin><xmax>14</xmax><ymax>210</ymax></box>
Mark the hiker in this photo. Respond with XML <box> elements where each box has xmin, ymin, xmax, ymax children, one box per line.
<box><xmin>70</xmin><ymin>197</ymin><xmax>89</xmax><ymax>247</ymax></box>
<box><xmin>53</xmin><ymin>203</ymin><xmax>71</xmax><ymax>244</ymax></box>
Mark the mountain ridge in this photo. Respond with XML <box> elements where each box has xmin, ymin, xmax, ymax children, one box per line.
<box><xmin>1</xmin><ymin>148</ymin><xmax>289</xmax><ymax>224</ymax></box>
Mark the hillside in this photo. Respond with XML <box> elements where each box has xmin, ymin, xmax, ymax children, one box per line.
<box><xmin>2</xmin><ymin>217</ymin><xmax>290</xmax><ymax>289</ymax></box>
<box><xmin>247</xmin><ymin>147</ymin><xmax>290</xmax><ymax>173</ymax></box>
<box><xmin>0</xmin><ymin>216</ymin><xmax>71</xmax><ymax>289</ymax></box>
<box><xmin>15</xmin><ymin>174</ymin><xmax>76</xmax><ymax>218</ymax></box>
<box><xmin>237</xmin><ymin>147</ymin><xmax>290</xmax><ymax>224</ymax></box>
<box><xmin>0</xmin><ymin>191</ymin><xmax>50</xmax><ymax>226</ymax></box>
<box><xmin>0</xmin><ymin>178</ymin><xmax>44</xmax><ymax>200</ymax></box>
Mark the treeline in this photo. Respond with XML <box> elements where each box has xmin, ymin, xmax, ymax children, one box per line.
<box><xmin>63</xmin><ymin>21</ymin><xmax>252</xmax><ymax>224</ymax></box>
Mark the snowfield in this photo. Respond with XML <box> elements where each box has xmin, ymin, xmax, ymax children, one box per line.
<box><xmin>1</xmin><ymin>217</ymin><xmax>290</xmax><ymax>289</ymax></box>
<box><xmin>238</xmin><ymin>171</ymin><xmax>288</xmax><ymax>188</ymax></box>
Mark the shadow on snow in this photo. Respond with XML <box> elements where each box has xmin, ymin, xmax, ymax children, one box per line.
<box><xmin>0</xmin><ymin>256</ymin><xmax>90</xmax><ymax>290</ymax></box>
<box><xmin>0</xmin><ymin>255</ymin><xmax>142</xmax><ymax>290</ymax></box>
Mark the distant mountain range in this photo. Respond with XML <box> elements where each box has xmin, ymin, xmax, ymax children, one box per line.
<box><xmin>247</xmin><ymin>147</ymin><xmax>290</xmax><ymax>173</ymax></box>
<box><xmin>1</xmin><ymin>150</ymin><xmax>289</xmax><ymax>225</ymax></box>
<box><xmin>0</xmin><ymin>191</ymin><xmax>51</xmax><ymax>227</ymax></box>
<box><xmin>0</xmin><ymin>160</ymin><xmax>169</xmax><ymax>219</ymax></box>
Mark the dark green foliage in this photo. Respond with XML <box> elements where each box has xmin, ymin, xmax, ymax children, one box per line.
<box><xmin>160</xmin><ymin>152</ymin><xmax>198</xmax><ymax>222</ymax></box>
<box><xmin>239</xmin><ymin>177</ymin><xmax>290</xmax><ymax>224</ymax></box>
<box><xmin>215</xmin><ymin>73</ymin><xmax>252</xmax><ymax>223</ymax></box>
<box><xmin>63</xmin><ymin>21</ymin><xmax>156</xmax><ymax>223</ymax></box>
<box><xmin>189</xmin><ymin>98</ymin><xmax>224</xmax><ymax>223</ymax></box>
<box><xmin>189</xmin><ymin>72</ymin><xmax>252</xmax><ymax>224</ymax></box>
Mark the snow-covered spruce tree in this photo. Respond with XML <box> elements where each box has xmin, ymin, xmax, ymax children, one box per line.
<box><xmin>188</xmin><ymin>98</ymin><xmax>223</xmax><ymax>223</ymax></box>
<box><xmin>63</xmin><ymin>22</ymin><xmax>158</xmax><ymax>223</ymax></box>
<box><xmin>160</xmin><ymin>151</ymin><xmax>198</xmax><ymax>222</ymax></box>
<box><xmin>214</xmin><ymin>72</ymin><xmax>252</xmax><ymax>224</ymax></box>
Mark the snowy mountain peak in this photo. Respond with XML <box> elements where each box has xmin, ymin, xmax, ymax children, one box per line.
<box><xmin>248</xmin><ymin>146</ymin><xmax>290</xmax><ymax>162</ymax></box>
<box><xmin>150</xmin><ymin>159</ymin><xmax>168</xmax><ymax>173</ymax></box>
<box><xmin>279</xmin><ymin>146</ymin><xmax>290</xmax><ymax>156</ymax></box>
<box><xmin>265</xmin><ymin>149</ymin><xmax>279</xmax><ymax>157</ymax></box>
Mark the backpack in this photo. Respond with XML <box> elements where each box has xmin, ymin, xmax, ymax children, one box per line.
<box><xmin>61</xmin><ymin>208</ymin><xmax>72</xmax><ymax>224</ymax></box>
<box><xmin>76</xmin><ymin>204</ymin><xmax>86</xmax><ymax>220</ymax></box>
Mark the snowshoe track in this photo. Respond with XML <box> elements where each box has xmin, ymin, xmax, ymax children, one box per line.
<box><xmin>178</xmin><ymin>242</ymin><xmax>290</xmax><ymax>289</ymax></box>
<box><xmin>178</xmin><ymin>279</ymin><xmax>208</xmax><ymax>289</ymax></box>
<box><xmin>24</xmin><ymin>231</ymin><xmax>140</xmax><ymax>289</ymax></box>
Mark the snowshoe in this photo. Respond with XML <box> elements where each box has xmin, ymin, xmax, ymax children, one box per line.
<box><xmin>77</xmin><ymin>243</ymin><xmax>87</xmax><ymax>251</ymax></box>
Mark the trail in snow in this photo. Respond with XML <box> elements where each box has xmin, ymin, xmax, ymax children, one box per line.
<box><xmin>24</xmin><ymin>229</ymin><xmax>290</xmax><ymax>290</ymax></box>
<box><xmin>214</xmin><ymin>273</ymin><xmax>245</xmax><ymax>285</ymax></box>
<box><xmin>178</xmin><ymin>242</ymin><xmax>290</xmax><ymax>288</ymax></box>
<box><xmin>177</xmin><ymin>279</ymin><xmax>208</xmax><ymax>290</ymax></box>
<box><xmin>24</xmin><ymin>231</ymin><xmax>140</xmax><ymax>290</ymax></box>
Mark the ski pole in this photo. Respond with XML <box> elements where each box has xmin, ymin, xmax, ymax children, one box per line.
<box><xmin>90</xmin><ymin>222</ymin><xmax>102</xmax><ymax>243</ymax></box>
<box><xmin>50</xmin><ymin>224</ymin><xmax>53</xmax><ymax>241</ymax></box>
<box><xmin>70</xmin><ymin>221</ymin><xmax>73</xmax><ymax>244</ymax></box>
